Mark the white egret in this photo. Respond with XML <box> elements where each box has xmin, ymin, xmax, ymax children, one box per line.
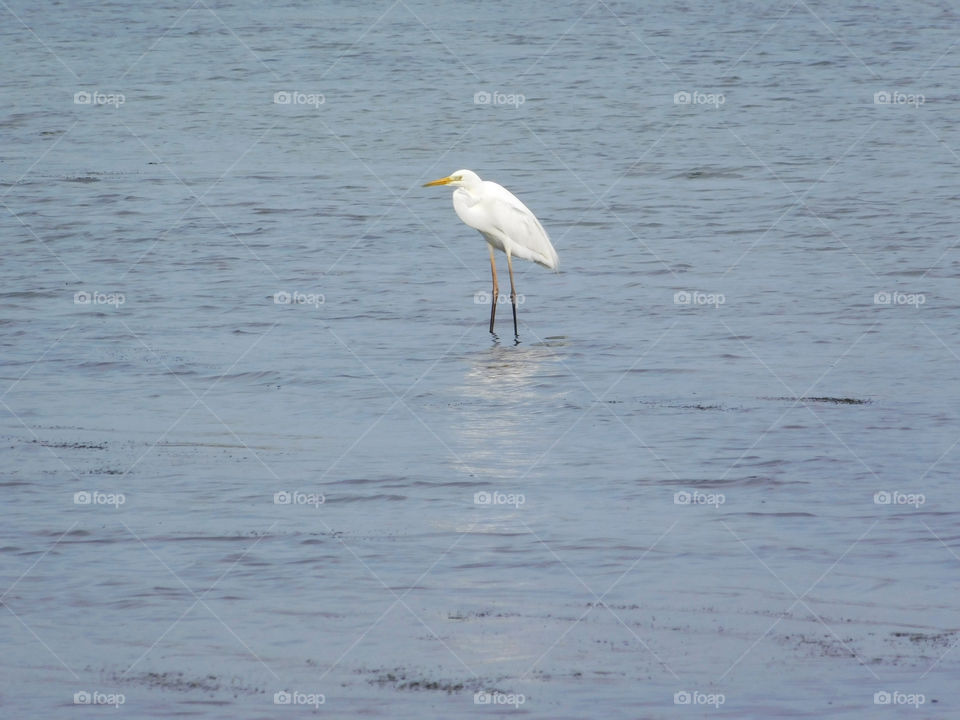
<box><xmin>424</xmin><ymin>169</ymin><xmax>558</xmax><ymax>336</ymax></box>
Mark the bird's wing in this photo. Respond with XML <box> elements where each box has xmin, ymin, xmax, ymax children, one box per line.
<box><xmin>482</xmin><ymin>181</ymin><xmax>559</xmax><ymax>270</ymax></box>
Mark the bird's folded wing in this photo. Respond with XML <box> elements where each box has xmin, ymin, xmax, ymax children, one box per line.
<box><xmin>486</xmin><ymin>184</ymin><xmax>559</xmax><ymax>270</ymax></box>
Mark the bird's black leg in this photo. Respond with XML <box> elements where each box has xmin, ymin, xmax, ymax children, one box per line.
<box><xmin>506</xmin><ymin>252</ymin><xmax>519</xmax><ymax>338</ymax></box>
<box><xmin>488</xmin><ymin>246</ymin><xmax>499</xmax><ymax>334</ymax></box>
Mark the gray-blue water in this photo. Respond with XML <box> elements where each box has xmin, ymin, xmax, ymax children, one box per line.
<box><xmin>3</xmin><ymin>1</ymin><xmax>959</xmax><ymax>717</ymax></box>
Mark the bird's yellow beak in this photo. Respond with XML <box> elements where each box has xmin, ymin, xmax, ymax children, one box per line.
<box><xmin>423</xmin><ymin>175</ymin><xmax>454</xmax><ymax>187</ymax></box>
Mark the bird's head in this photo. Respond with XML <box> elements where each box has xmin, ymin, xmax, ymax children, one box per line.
<box><xmin>423</xmin><ymin>169</ymin><xmax>481</xmax><ymax>189</ymax></box>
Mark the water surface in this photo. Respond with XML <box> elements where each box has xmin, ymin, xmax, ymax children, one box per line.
<box><xmin>2</xmin><ymin>1</ymin><xmax>959</xmax><ymax>717</ymax></box>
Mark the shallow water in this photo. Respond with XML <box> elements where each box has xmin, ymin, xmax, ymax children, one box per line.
<box><xmin>2</xmin><ymin>1</ymin><xmax>960</xmax><ymax>717</ymax></box>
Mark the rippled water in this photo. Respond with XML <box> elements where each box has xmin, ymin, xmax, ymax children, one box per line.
<box><xmin>3</xmin><ymin>1</ymin><xmax>960</xmax><ymax>717</ymax></box>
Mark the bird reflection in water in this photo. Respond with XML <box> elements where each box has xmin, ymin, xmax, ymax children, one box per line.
<box><xmin>453</xmin><ymin>338</ymin><xmax>567</xmax><ymax>479</ymax></box>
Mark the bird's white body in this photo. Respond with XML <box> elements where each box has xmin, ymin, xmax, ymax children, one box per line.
<box><xmin>450</xmin><ymin>177</ymin><xmax>559</xmax><ymax>270</ymax></box>
<box><xmin>424</xmin><ymin>169</ymin><xmax>558</xmax><ymax>336</ymax></box>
